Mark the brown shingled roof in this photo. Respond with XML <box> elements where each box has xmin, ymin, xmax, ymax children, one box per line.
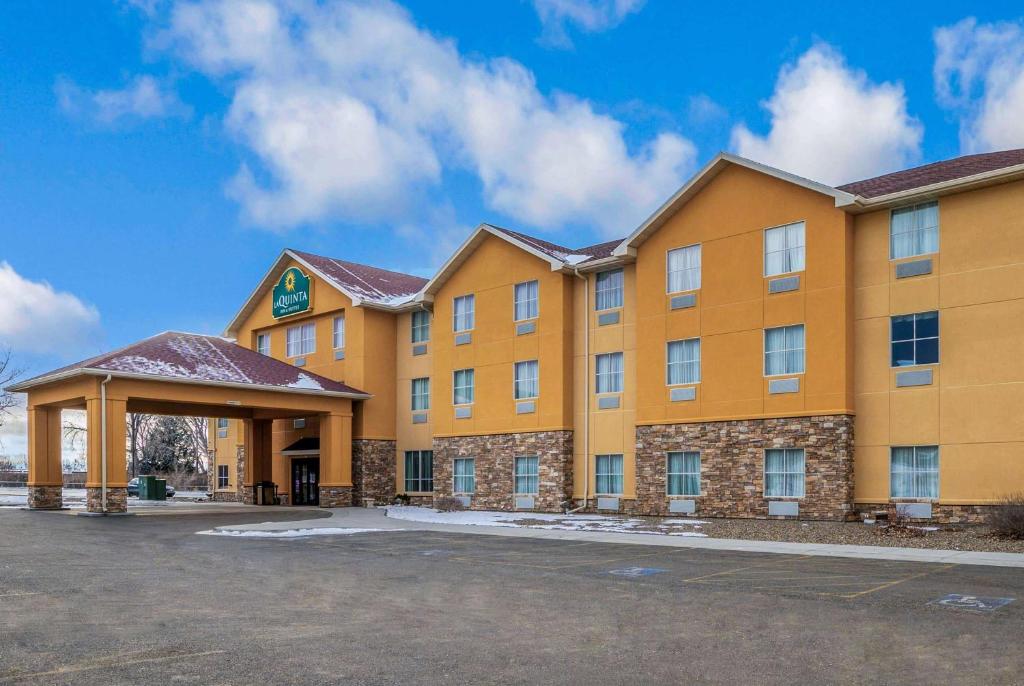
<box><xmin>838</xmin><ymin>148</ymin><xmax>1024</xmax><ymax>198</ymax></box>
<box><xmin>290</xmin><ymin>249</ymin><xmax>428</xmax><ymax>304</ymax></box>
<box><xmin>487</xmin><ymin>225</ymin><xmax>625</xmax><ymax>265</ymax></box>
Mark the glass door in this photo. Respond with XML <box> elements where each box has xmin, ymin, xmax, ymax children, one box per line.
<box><xmin>291</xmin><ymin>458</ymin><xmax>320</xmax><ymax>506</ymax></box>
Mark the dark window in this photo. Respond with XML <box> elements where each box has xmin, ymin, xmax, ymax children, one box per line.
<box><xmin>217</xmin><ymin>464</ymin><xmax>229</xmax><ymax>489</ymax></box>
<box><xmin>404</xmin><ymin>450</ymin><xmax>433</xmax><ymax>493</ymax></box>
<box><xmin>891</xmin><ymin>311</ymin><xmax>939</xmax><ymax>367</ymax></box>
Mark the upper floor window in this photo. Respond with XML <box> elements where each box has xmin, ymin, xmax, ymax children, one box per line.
<box><xmin>216</xmin><ymin>418</ymin><xmax>229</xmax><ymax>439</ymax></box>
<box><xmin>453</xmin><ymin>368</ymin><xmax>475</xmax><ymax>405</ymax></box>
<box><xmin>667</xmin><ymin>338</ymin><xmax>700</xmax><ymax>385</ymax></box>
<box><xmin>764</xmin><ymin>324</ymin><xmax>805</xmax><ymax>376</ymax></box>
<box><xmin>412</xmin><ymin>377</ymin><xmax>430</xmax><ymax>411</ymax></box>
<box><xmin>411</xmin><ymin>310</ymin><xmax>430</xmax><ymax>343</ymax></box>
<box><xmin>667</xmin><ymin>451</ymin><xmax>700</xmax><ymax>496</ymax></box>
<box><xmin>765</xmin><ymin>448</ymin><xmax>805</xmax><ymax>497</ymax></box>
<box><xmin>595</xmin><ymin>352</ymin><xmax>624</xmax><ymax>394</ymax></box>
<box><xmin>514</xmin><ymin>360</ymin><xmax>539</xmax><ymax>400</ymax></box>
<box><xmin>891</xmin><ymin>201</ymin><xmax>938</xmax><ymax>260</ymax></box>
<box><xmin>667</xmin><ymin>244</ymin><xmax>701</xmax><ymax>293</ymax></box>
<box><xmin>256</xmin><ymin>333</ymin><xmax>270</xmax><ymax>357</ymax></box>
<box><xmin>890</xmin><ymin>446</ymin><xmax>939</xmax><ymax>499</ymax></box>
<box><xmin>514</xmin><ymin>280</ymin><xmax>539</xmax><ymax>321</ymax></box>
<box><xmin>595</xmin><ymin>269</ymin><xmax>624</xmax><ymax>311</ymax></box>
<box><xmin>764</xmin><ymin>221</ymin><xmax>805</xmax><ymax>277</ymax></box>
<box><xmin>332</xmin><ymin>315</ymin><xmax>345</xmax><ymax>350</ymax></box>
<box><xmin>453</xmin><ymin>295</ymin><xmax>475</xmax><ymax>332</ymax></box>
<box><xmin>286</xmin><ymin>322</ymin><xmax>316</xmax><ymax>357</ymax></box>
<box><xmin>891</xmin><ymin>311</ymin><xmax>938</xmax><ymax>367</ymax></box>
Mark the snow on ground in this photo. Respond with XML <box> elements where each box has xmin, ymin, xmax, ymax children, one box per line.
<box><xmin>385</xmin><ymin>506</ymin><xmax>708</xmax><ymax>536</ymax></box>
<box><xmin>197</xmin><ymin>527</ymin><xmax>401</xmax><ymax>538</ymax></box>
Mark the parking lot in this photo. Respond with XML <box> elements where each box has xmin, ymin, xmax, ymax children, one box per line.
<box><xmin>1</xmin><ymin>508</ymin><xmax>1022</xmax><ymax>685</ymax></box>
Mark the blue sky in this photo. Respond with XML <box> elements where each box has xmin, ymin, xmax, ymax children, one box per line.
<box><xmin>2</xmin><ymin>0</ymin><xmax>1024</xmax><ymax>455</ymax></box>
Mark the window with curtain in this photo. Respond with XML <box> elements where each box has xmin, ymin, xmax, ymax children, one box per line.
<box><xmin>453</xmin><ymin>295</ymin><xmax>475</xmax><ymax>332</ymax></box>
<box><xmin>514</xmin><ymin>360</ymin><xmax>539</xmax><ymax>399</ymax></box>
<box><xmin>595</xmin><ymin>269</ymin><xmax>624</xmax><ymax>310</ymax></box>
<box><xmin>595</xmin><ymin>454</ymin><xmax>624</xmax><ymax>495</ymax></box>
<box><xmin>332</xmin><ymin>315</ymin><xmax>345</xmax><ymax>350</ymax></box>
<box><xmin>453</xmin><ymin>458</ymin><xmax>475</xmax><ymax>494</ymax></box>
<box><xmin>764</xmin><ymin>221</ymin><xmax>806</xmax><ymax>277</ymax></box>
<box><xmin>411</xmin><ymin>377</ymin><xmax>430</xmax><ymax>411</ymax></box>
<box><xmin>595</xmin><ymin>352</ymin><xmax>624</xmax><ymax>393</ymax></box>
<box><xmin>411</xmin><ymin>310</ymin><xmax>430</xmax><ymax>343</ymax></box>
<box><xmin>286</xmin><ymin>322</ymin><xmax>316</xmax><ymax>357</ymax></box>
<box><xmin>217</xmin><ymin>464</ymin><xmax>229</xmax><ymax>489</ymax></box>
<box><xmin>404</xmin><ymin>450</ymin><xmax>433</xmax><ymax>492</ymax></box>
<box><xmin>256</xmin><ymin>333</ymin><xmax>270</xmax><ymax>356</ymax></box>
<box><xmin>764</xmin><ymin>324</ymin><xmax>805</xmax><ymax>376</ymax></box>
<box><xmin>890</xmin><ymin>201</ymin><xmax>939</xmax><ymax>259</ymax></box>
<box><xmin>891</xmin><ymin>311</ymin><xmax>938</xmax><ymax>367</ymax></box>
<box><xmin>217</xmin><ymin>418</ymin><xmax>228</xmax><ymax>439</ymax></box>
<box><xmin>764</xmin><ymin>449</ymin><xmax>805</xmax><ymax>497</ymax></box>
<box><xmin>667</xmin><ymin>452</ymin><xmax>700</xmax><ymax>496</ymax></box>
<box><xmin>667</xmin><ymin>338</ymin><xmax>700</xmax><ymax>385</ymax></box>
<box><xmin>514</xmin><ymin>456</ymin><xmax>539</xmax><ymax>494</ymax></box>
<box><xmin>514</xmin><ymin>280</ymin><xmax>539</xmax><ymax>321</ymax></box>
<box><xmin>667</xmin><ymin>244</ymin><xmax>701</xmax><ymax>293</ymax></box>
<box><xmin>453</xmin><ymin>369</ymin><xmax>474</xmax><ymax>405</ymax></box>
<box><xmin>890</xmin><ymin>446</ymin><xmax>939</xmax><ymax>498</ymax></box>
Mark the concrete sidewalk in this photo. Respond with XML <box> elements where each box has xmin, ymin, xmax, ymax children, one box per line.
<box><xmin>208</xmin><ymin>507</ymin><xmax>1024</xmax><ymax>568</ymax></box>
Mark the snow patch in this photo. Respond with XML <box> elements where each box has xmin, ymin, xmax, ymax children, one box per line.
<box><xmin>288</xmin><ymin>373</ymin><xmax>324</xmax><ymax>390</ymax></box>
<box><xmin>197</xmin><ymin>527</ymin><xmax>400</xmax><ymax>538</ymax></box>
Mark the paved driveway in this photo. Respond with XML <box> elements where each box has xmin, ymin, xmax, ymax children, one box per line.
<box><xmin>0</xmin><ymin>508</ymin><xmax>1021</xmax><ymax>685</ymax></box>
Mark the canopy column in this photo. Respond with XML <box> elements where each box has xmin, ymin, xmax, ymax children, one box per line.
<box><xmin>240</xmin><ymin>418</ymin><xmax>274</xmax><ymax>504</ymax></box>
<box><xmin>319</xmin><ymin>409</ymin><xmax>353</xmax><ymax>507</ymax></box>
<box><xmin>26</xmin><ymin>406</ymin><xmax>64</xmax><ymax>509</ymax></box>
<box><xmin>84</xmin><ymin>392</ymin><xmax>128</xmax><ymax>514</ymax></box>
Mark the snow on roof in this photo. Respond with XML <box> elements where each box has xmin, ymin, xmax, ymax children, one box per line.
<box><xmin>289</xmin><ymin>250</ymin><xmax>428</xmax><ymax>304</ymax></box>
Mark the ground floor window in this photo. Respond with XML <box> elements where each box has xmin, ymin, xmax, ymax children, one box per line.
<box><xmin>514</xmin><ymin>456</ymin><xmax>539</xmax><ymax>494</ymax></box>
<box><xmin>595</xmin><ymin>454</ymin><xmax>624</xmax><ymax>495</ymax></box>
<box><xmin>217</xmin><ymin>464</ymin><xmax>229</xmax><ymax>489</ymax></box>
<box><xmin>764</xmin><ymin>449</ymin><xmax>804</xmax><ymax>497</ymax></box>
<box><xmin>404</xmin><ymin>450</ymin><xmax>433</xmax><ymax>493</ymax></box>
<box><xmin>453</xmin><ymin>458</ymin><xmax>475</xmax><ymax>494</ymax></box>
<box><xmin>890</xmin><ymin>446</ymin><xmax>939</xmax><ymax>499</ymax></box>
<box><xmin>667</xmin><ymin>451</ymin><xmax>700</xmax><ymax>496</ymax></box>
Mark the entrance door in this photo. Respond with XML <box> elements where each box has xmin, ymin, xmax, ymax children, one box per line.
<box><xmin>291</xmin><ymin>458</ymin><xmax>320</xmax><ymax>506</ymax></box>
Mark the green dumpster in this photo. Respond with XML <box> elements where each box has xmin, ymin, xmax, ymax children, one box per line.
<box><xmin>138</xmin><ymin>475</ymin><xmax>167</xmax><ymax>501</ymax></box>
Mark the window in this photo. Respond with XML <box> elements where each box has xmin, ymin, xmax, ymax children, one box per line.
<box><xmin>216</xmin><ymin>418</ymin><xmax>228</xmax><ymax>439</ymax></box>
<box><xmin>514</xmin><ymin>360</ymin><xmax>539</xmax><ymax>399</ymax></box>
<box><xmin>764</xmin><ymin>221</ymin><xmax>806</xmax><ymax>276</ymax></box>
<box><xmin>667</xmin><ymin>244</ymin><xmax>701</xmax><ymax>293</ymax></box>
<box><xmin>764</xmin><ymin>449</ymin><xmax>805</xmax><ymax>497</ymax></box>
<box><xmin>891</xmin><ymin>201</ymin><xmax>938</xmax><ymax>259</ymax></box>
<box><xmin>595</xmin><ymin>269</ymin><xmax>624</xmax><ymax>310</ymax></box>
<box><xmin>453</xmin><ymin>294</ymin><xmax>475</xmax><ymax>332</ymax></box>
<box><xmin>667</xmin><ymin>452</ymin><xmax>700</xmax><ymax>496</ymax></box>
<box><xmin>286</xmin><ymin>322</ymin><xmax>316</xmax><ymax>357</ymax></box>
<box><xmin>764</xmin><ymin>324</ymin><xmax>805</xmax><ymax>376</ymax></box>
<box><xmin>293</xmin><ymin>418</ymin><xmax>306</xmax><ymax>429</ymax></box>
<box><xmin>891</xmin><ymin>311</ymin><xmax>938</xmax><ymax>367</ymax></box>
<box><xmin>256</xmin><ymin>333</ymin><xmax>270</xmax><ymax>357</ymax></box>
<box><xmin>412</xmin><ymin>377</ymin><xmax>430</xmax><ymax>411</ymax></box>
<box><xmin>595</xmin><ymin>454</ymin><xmax>624</xmax><ymax>495</ymax></box>
<box><xmin>595</xmin><ymin>352</ymin><xmax>624</xmax><ymax>394</ymax></box>
<box><xmin>453</xmin><ymin>458</ymin><xmax>475</xmax><ymax>494</ymax></box>
<box><xmin>404</xmin><ymin>450</ymin><xmax>434</xmax><ymax>493</ymax></box>
<box><xmin>453</xmin><ymin>368</ymin><xmax>474</xmax><ymax>405</ymax></box>
<box><xmin>667</xmin><ymin>338</ymin><xmax>700</xmax><ymax>385</ymax></box>
<box><xmin>332</xmin><ymin>315</ymin><xmax>345</xmax><ymax>350</ymax></box>
<box><xmin>411</xmin><ymin>310</ymin><xmax>430</xmax><ymax>343</ymax></box>
<box><xmin>890</xmin><ymin>446</ymin><xmax>939</xmax><ymax>499</ymax></box>
<box><xmin>217</xmin><ymin>464</ymin><xmax>229</xmax><ymax>489</ymax></box>
<box><xmin>514</xmin><ymin>280</ymin><xmax>539</xmax><ymax>321</ymax></box>
<box><xmin>514</xmin><ymin>456</ymin><xmax>539</xmax><ymax>494</ymax></box>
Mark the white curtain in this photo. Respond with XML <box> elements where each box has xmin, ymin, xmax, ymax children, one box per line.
<box><xmin>667</xmin><ymin>451</ymin><xmax>700</xmax><ymax>496</ymax></box>
<box><xmin>595</xmin><ymin>454</ymin><xmax>623</xmax><ymax>495</ymax></box>
<box><xmin>595</xmin><ymin>269</ymin><xmax>624</xmax><ymax>310</ymax></box>
<box><xmin>453</xmin><ymin>369</ymin><xmax>474</xmax><ymax>404</ymax></box>
<box><xmin>515</xmin><ymin>281</ymin><xmax>539</xmax><ymax>320</ymax></box>
<box><xmin>765</xmin><ymin>222</ymin><xmax>805</xmax><ymax>276</ymax></box>
<box><xmin>891</xmin><ymin>446</ymin><xmax>938</xmax><ymax>498</ymax></box>
<box><xmin>765</xmin><ymin>449</ymin><xmax>804</xmax><ymax>497</ymax></box>
<box><xmin>765</xmin><ymin>325</ymin><xmax>804</xmax><ymax>375</ymax></box>
<box><xmin>412</xmin><ymin>378</ymin><xmax>430</xmax><ymax>410</ymax></box>
<box><xmin>668</xmin><ymin>245</ymin><xmax>701</xmax><ymax>293</ymax></box>
<box><xmin>454</xmin><ymin>458</ymin><xmax>475</xmax><ymax>494</ymax></box>
<box><xmin>412</xmin><ymin>310</ymin><xmax>430</xmax><ymax>343</ymax></box>
<box><xmin>515</xmin><ymin>456</ymin><xmax>539</xmax><ymax>494</ymax></box>
<box><xmin>891</xmin><ymin>202</ymin><xmax>939</xmax><ymax>259</ymax></box>
<box><xmin>515</xmin><ymin>360</ymin><xmax>539</xmax><ymax>399</ymax></box>
<box><xmin>454</xmin><ymin>295</ymin><xmax>474</xmax><ymax>331</ymax></box>
<box><xmin>667</xmin><ymin>339</ymin><xmax>700</xmax><ymax>385</ymax></box>
<box><xmin>333</xmin><ymin>316</ymin><xmax>345</xmax><ymax>349</ymax></box>
<box><xmin>596</xmin><ymin>353</ymin><xmax>623</xmax><ymax>393</ymax></box>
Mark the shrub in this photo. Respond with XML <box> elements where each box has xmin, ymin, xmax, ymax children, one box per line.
<box><xmin>392</xmin><ymin>494</ymin><xmax>411</xmax><ymax>506</ymax></box>
<box><xmin>876</xmin><ymin>504</ymin><xmax>927</xmax><ymax>538</ymax></box>
<box><xmin>434</xmin><ymin>496</ymin><xmax>465</xmax><ymax>512</ymax></box>
<box><xmin>987</xmin><ymin>493</ymin><xmax>1024</xmax><ymax>539</ymax></box>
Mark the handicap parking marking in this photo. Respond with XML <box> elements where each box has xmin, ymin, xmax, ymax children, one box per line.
<box><xmin>929</xmin><ymin>594</ymin><xmax>1016</xmax><ymax>613</ymax></box>
<box><xmin>607</xmin><ymin>567</ymin><xmax>668</xmax><ymax>578</ymax></box>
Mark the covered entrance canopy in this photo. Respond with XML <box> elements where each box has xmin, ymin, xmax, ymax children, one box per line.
<box><xmin>6</xmin><ymin>331</ymin><xmax>369</xmax><ymax>513</ymax></box>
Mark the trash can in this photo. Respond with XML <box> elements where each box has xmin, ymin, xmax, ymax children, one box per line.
<box><xmin>153</xmin><ymin>479</ymin><xmax>167</xmax><ymax>501</ymax></box>
<box><xmin>255</xmin><ymin>481</ymin><xmax>277</xmax><ymax>506</ymax></box>
<box><xmin>138</xmin><ymin>475</ymin><xmax>156</xmax><ymax>499</ymax></box>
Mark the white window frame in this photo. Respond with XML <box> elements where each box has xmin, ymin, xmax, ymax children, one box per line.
<box><xmin>595</xmin><ymin>352</ymin><xmax>624</xmax><ymax>394</ymax></box>
<box><xmin>763</xmin><ymin>324</ymin><xmax>805</xmax><ymax>377</ymax></box>
<box><xmin>412</xmin><ymin>377</ymin><xmax>430</xmax><ymax>411</ymax></box>
<box><xmin>453</xmin><ymin>457</ymin><xmax>476</xmax><ymax>494</ymax></box>
<box><xmin>666</xmin><ymin>451</ymin><xmax>700</xmax><ymax>496</ymax></box>
<box><xmin>256</xmin><ymin>333</ymin><xmax>270</xmax><ymax>357</ymax></box>
<box><xmin>217</xmin><ymin>464</ymin><xmax>229</xmax><ymax>489</ymax></box>
<box><xmin>411</xmin><ymin>310</ymin><xmax>430</xmax><ymax>343</ymax></box>
<box><xmin>666</xmin><ymin>338</ymin><xmax>701</xmax><ymax>386</ymax></box>
<box><xmin>514</xmin><ymin>455</ymin><xmax>540</xmax><ymax>495</ymax></box>
<box><xmin>286</xmin><ymin>322</ymin><xmax>316</xmax><ymax>357</ymax></box>
<box><xmin>513</xmin><ymin>280</ymin><xmax>539</xmax><ymax>322</ymax></box>
<box><xmin>595</xmin><ymin>269</ymin><xmax>624</xmax><ymax>311</ymax></box>
<box><xmin>404</xmin><ymin>450</ymin><xmax>433</xmax><ymax>493</ymax></box>
<box><xmin>666</xmin><ymin>244</ymin><xmax>701</xmax><ymax>294</ymax></box>
<box><xmin>764</xmin><ymin>448</ymin><xmax>805</xmax><ymax>498</ymax></box>
<box><xmin>216</xmin><ymin>418</ymin><xmax>229</xmax><ymax>439</ymax></box>
<box><xmin>453</xmin><ymin>368</ymin><xmax>474</xmax><ymax>405</ymax></box>
<box><xmin>763</xmin><ymin>221</ymin><xmax>806</xmax><ymax>277</ymax></box>
<box><xmin>332</xmin><ymin>315</ymin><xmax>345</xmax><ymax>350</ymax></box>
<box><xmin>890</xmin><ymin>446</ymin><xmax>939</xmax><ymax>499</ymax></box>
<box><xmin>453</xmin><ymin>294</ymin><xmax>475</xmax><ymax>332</ymax></box>
<box><xmin>595</xmin><ymin>454</ymin><xmax>624</xmax><ymax>495</ymax></box>
<box><xmin>514</xmin><ymin>360</ymin><xmax>539</xmax><ymax>400</ymax></box>
<box><xmin>889</xmin><ymin>201</ymin><xmax>939</xmax><ymax>260</ymax></box>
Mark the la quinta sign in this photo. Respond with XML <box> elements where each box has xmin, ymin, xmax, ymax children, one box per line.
<box><xmin>272</xmin><ymin>267</ymin><xmax>313</xmax><ymax>319</ymax></box>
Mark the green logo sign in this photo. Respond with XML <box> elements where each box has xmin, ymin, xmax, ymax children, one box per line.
<box><xmin>272</xmin><ymin>268</ymin><xmax>312</xmax><ymax>319</ymax></box>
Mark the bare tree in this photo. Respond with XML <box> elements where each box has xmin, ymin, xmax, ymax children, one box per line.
<box><xmin>0</xmin><ymin>349</ymin><xmax>21</xmax><ymax>428</ymax></box>
<box><xmin>181</xmin><ymin>416</ymin><xmax>209</xmax><ymax>474</ymax></box>
<box><xmin>126</xmin><ymin>413</ymin><xmax>155</xmax><ymax>478</ymax></box>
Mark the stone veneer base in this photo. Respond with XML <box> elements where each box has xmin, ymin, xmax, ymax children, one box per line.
<box><xmin>320</xmin><ymin>486</ymin><xmax>353</xmax><ymax>508</ymax></box>
<box><xmin>352</xmin><ymin>439</ymin><xmax>397</xmax><ymax>506</ymax></box>
<box><xmin>856</xmin><ymin>502</ymin><xmax>994</xmax><ymax>525</ymax></box>
<box><xmin>86</xmin><ymin>487</ymin><xmax>128</xmax><ymax>514</ymax></box>
<box><xmin>27</xmin><ymin>485</ymin><xmax>63</xmax><ymax>510</ymax></box>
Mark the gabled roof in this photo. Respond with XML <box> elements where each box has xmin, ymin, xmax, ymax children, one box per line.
<box><xmin>837</xmin><ymin>148</ymin><xmax>1024</xmax><ymax>199</ymax></box>
<box><xmin>7</xmin><ymin>331</ymin><xmax>369</xmax><ymax>398</ymax></box>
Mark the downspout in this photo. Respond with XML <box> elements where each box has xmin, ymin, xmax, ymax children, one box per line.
<box><xmin>100</xmin><ymin>374</ymin><xmax>112</xmax><ymax>513</ymax></box>
<box><xmin>571</xmin><ymin>268</ymin><xmax>590</xmax><ymax>513</ymax></box>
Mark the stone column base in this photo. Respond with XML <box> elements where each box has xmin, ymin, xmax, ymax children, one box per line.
<box><xmin>27</xmin><ymin>485</ymin><xmax>63</xmax><ymax>510</ymax></box>
<box><xmin>238</xmin><ymin>485</ymin><xmax>256</xmax><ymax>505</ymax></box>
<box><xmin>86</xmin><ymin>487</ymin><xmax>128</xmax><ymax>514</ymax></box>
<box><xmin>319</xmin><ymin>486</ymin><xmax>353</xmax><ymax>508</ymax></box>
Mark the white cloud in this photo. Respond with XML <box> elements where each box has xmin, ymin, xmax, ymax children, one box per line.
<box><xmin>56</xmin><ymin>74</ymin><xmax>190</xmax><ymax>125</ymax></box>
<box><xmin>0</xmin><ymin>262</ymin><xmax>101</xmax><ymax>357</ymax></box>
<box><xmin>935</xmin><ymin>17</ymin><xmax>1024</xmax><ymax>153</ymax></box>
<box><xmin>531</xmin><ymin>0</ymin><xmax>645</xmax><ymax>47</ymax></box>
<box><xmin>731</xmin><ymin>43</ymin><xmax>923</xmax><ymax>185</ymax></box>
<box><xmin>687</xmin><ymin>93</ymin><xmax>728</xmax><ymax>126</ymax></box>
<box><xmin>156</xmin><ymin>0</ymin><xmax>691</xmax><ymax>236</ymax></box>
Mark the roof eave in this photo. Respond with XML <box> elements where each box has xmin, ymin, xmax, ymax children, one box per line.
<box><xmin>845</xmin><ymin>164</ymin><xmax>1024</xmax><ymax>211</ymax></box>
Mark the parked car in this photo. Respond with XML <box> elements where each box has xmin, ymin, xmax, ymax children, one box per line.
<box><xmin>126</xmin><ymin>477</ymin><xmax>176</xmax><ymax>498</ymax></box>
